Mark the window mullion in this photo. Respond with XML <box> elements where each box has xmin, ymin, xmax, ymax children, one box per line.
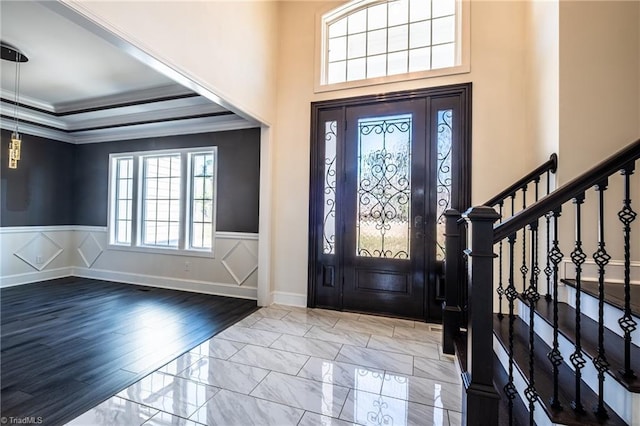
<box><xmin>179</xmin><ymin>153</ymin><xmax>189</xmax><ymax>250</ymax></box>
<box><xmin>430</xmin><ymin>0</ymin><xmax>434</xmax><ymax>69</ymax></box>
<box><xmin>131</xmin><ymin>155</ymin><xmax>140</xmax><ymax>248</ymax></box>
<box><xmin>385</xmin><ymin>2</ymin><xmax>389</xmax><ymax>76</ymax></box>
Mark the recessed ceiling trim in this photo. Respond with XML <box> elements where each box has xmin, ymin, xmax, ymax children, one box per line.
<box><xmin>53</xmin><ymin>84</ymin><xmax>196</xmax><ymax>114</ymax></box>
<box><xmin>0</xmin><ymin>117</ymin><xmax>74</xmax><ymax>143</ymax></box>
<box><xmin>0</xmin><ymin>107</ymin><xmax>68</xmax><ymax>131</ymax></box>
<box><xmin>1</xmin><ymin>98</ymin><xmax>239</xmax><ymax>132</ymax></box>
<box><xmin>1</xmin><ymin>85</ymin><xmax>199</xmax><ymax>116</ymax></box>
<box><xmin>71</xmin><ymin>115</ymin><xmax>259</xmax><ymax>144</ymax></box>
<box><xmin>0</xmin><ymin>88</ymin><xmax>56</xmax><ymax>112</ymax></box>
<box><xmin>1</xmin><ymin>114</ymin><xmax>257</xmax><ymax>145</ymax></box>
<box><xmin>68</xmin><ymin>111</ymin><xmax>234</xmax><ymax>133</ymax></box>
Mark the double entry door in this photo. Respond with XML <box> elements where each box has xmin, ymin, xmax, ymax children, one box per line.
<box><xmin>308</xmin><ymin>85</ymin><xmax>470</xmax><ymax>322</ymax></box>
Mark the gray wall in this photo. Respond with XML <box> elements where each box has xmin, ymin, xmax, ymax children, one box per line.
<box><xmin>1</xmin><ymin>130</ymin><xmax>75</xmax><ymax>226</ymax></box>
<box><xmin>1</xmin><ymin>128</ymin><xmax>261</xmax><ymax>232</ymax></box>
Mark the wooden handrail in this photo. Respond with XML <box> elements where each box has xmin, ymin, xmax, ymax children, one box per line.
<box><xmin>484</xmin><ymin>153</ymin><xmax>558</xmax><ymax>207</ymax></box>
<box><xmin>494</xmin><ymin>139</ymin><xmax>640</xmax><ymax>242</ymax></box>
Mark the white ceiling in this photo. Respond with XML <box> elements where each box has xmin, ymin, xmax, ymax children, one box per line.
<box><xmin>0</xmin><ymin>1</ymin><xmax>255</xmax><ymax>143</ymax></box>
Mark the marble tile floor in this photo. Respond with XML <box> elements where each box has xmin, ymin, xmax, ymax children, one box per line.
<box><xmin>66</xmin><ymin>305</ymin><xmax>463</xmax><ymax>426</ymax></box>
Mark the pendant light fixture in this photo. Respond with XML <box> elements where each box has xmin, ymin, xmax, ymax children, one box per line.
<box><xmin>1</xmin><ymin>41</ymin><xmax>28</xmax><ymax>169</ymax></box>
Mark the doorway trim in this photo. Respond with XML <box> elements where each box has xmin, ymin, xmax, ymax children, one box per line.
<box><xmin>307</xmin><ymin>83</ymin><xmax>472</xmax><ymax>319</ymax></box>
<box><xmin>39</xmin><ymin>1</ymin><xmax>273</xmax><ymax>306</ymax></box>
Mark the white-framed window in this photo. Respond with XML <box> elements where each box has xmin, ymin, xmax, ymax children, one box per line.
<box><xmin>108</xmin><ymin>147</ymin><xmax>217</xmax><ymax>257</ymax></box>
<box><xmin>316</xmin><ymin>0</ymin><xmax>470</xmax><ymax>91</ymax></box>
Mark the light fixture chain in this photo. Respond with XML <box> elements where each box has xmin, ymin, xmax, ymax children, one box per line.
<box><xmin>13</xmin><ymin>50</ymin><xmax>22</xmax><ymax>133</ymax></box>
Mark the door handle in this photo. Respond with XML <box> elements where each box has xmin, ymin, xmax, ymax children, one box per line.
<box><xmin>414</xmin><ymin>215</ymin><xmax>423</xmax><ymax>229</ymax></box>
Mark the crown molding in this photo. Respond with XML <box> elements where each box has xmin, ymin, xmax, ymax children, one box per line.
<box><xmin>0</xmin><ymin>88</ymin><xmax>56</xmax><ymax>112</ymax></box>
<box><xmin>1</xmin><ymin>114</ymin><xmax>257</xmax><ymax>144</ymax></box>
<box><xmin>0</xmin><ymin>117</ymin><xmax>74</xmax><ymax>142</ymax></box>
<box><xmin>71</xmin><ymin>114</ymin><xmax>257</xmax><ymax>144</ymax></box>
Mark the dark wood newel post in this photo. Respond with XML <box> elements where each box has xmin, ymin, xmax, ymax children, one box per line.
<box><xmin>462</xmin><ymin>206</ymin><xmax>501</xmax><ymax>426</ymax></box>
<box><xmin>443</xmin><ymin>208</ymin><xmax>462</xmax><ymax>355</ymax></box>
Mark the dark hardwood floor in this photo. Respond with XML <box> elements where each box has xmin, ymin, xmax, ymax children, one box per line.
<box><xmin>0</xmin><ymin>277</ymin><xmax>258</xmax><ymax>426</ymax></box>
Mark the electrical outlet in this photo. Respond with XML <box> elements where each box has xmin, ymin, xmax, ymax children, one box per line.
<box><xmin>184</xmin><ymin>261</ymin><xmax>190</xmax><ymax>272</ymax></box>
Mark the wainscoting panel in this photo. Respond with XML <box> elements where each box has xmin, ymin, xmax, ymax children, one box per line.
<box><xmin>14</xmin><ymin>232</ymin><xmax>64</xmax><ymax>271</ymax></box>
<box><xmin>1</xmin><ymin>226</ymin><xmax>259</xmax><ymax>300</ymax></box>
<box><xmin>1</xmin><ymin>227</ymin><xmax>76</xmax><ymax>286</ymax></box>
<box><xmin>77</xmin><ymin>233</ymin><xmax>104</xmax><ymax>267</ymax></box>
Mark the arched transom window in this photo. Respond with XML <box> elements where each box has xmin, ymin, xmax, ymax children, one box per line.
<box><xmin>320</xmin><ymin>0</ymin><xmax>466</xmax><ymax>87</ymax></box>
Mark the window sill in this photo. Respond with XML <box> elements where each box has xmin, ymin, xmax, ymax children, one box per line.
<box><xmin>107</xmin><ymin>244</ymin><xmax>215</xmax><ymax>259</ymax></box>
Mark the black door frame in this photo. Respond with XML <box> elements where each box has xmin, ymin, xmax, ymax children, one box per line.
<box><xmin>308</xmin><ymin>83</ymin><xmax>472</xmax><ymax>322</ymax></box>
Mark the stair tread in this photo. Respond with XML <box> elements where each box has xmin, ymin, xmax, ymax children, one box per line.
<box><xmin>530</xmin><ymin>298</ymin><xmax>640</xmax><ymax>392</ymax></box>
<box><xmin>562</xmin><ymin>279</ymin><xmax>640</xmax><ymax>318</ymax></box>
<box><xmin>493</xmin><ymin>314</ymin><xmax>627</xmax><ymax>425</ymax></box>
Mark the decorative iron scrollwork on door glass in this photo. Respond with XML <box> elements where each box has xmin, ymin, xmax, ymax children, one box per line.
<box><xmin>323</xmin><ymin>121</ymin><xmax>337</xmax><ymax>255</ymax></box>
<box><xmin>356</xmin><ymin>114</ymin><xmax>412</xmax><ymax>259</ymax></box>
<box><xmin>436</xmin><ymin>109</ymin><xmax>453</xmax><ymax>260</ymax></box>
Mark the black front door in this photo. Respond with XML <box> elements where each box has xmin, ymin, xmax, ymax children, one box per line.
<box><xmin>308</xmin><ymin>84</ymin><xmax>471</xmax><ymax>322</ymax></box>
<box><xmin>341</xmin><ymin>100</ymin><xmax>427</xmax><ymax>318</ymax></box>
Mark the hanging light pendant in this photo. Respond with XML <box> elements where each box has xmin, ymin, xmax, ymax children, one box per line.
<box><xmin>2</xmin><ymin>41</ymin><xmax>28</xmax><ymax>169</ymax></box>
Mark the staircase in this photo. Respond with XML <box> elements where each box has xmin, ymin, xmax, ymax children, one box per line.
<box><xmin>442</xmin><ymin>139</ymin><xmax>640</xmax><ymax>425</ymax></box>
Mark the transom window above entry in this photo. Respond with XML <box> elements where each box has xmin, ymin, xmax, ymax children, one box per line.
<box><xmin>319</xmin><ymin>0</ymin><xmax>468</xmax><ymax>88</ymax></box>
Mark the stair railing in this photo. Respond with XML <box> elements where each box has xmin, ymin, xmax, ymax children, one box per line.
<box><xmin>442</xmin><ymin>153</ymin><xmax>558</xmax><ymax>354</ymax></box>
<box><xmin>449</xmin><ymin>138</ymin><xmax>639</xmax><ymax>426</ymax></box>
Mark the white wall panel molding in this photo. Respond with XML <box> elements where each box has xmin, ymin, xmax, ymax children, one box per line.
<box><xmin>73</xmin><ymin>267</ymin><xmax>257</xmax><ymax>300</ymax></box>
<box><xmin>221</xmin><ymin>241</ymin><xmax>258</xmax><ymax>285</ymax></box>
<box><xmin>271</xmin><ymin>291</ymin><xmax>307</xmax><ymax>308</ymax></box>
<box><xmin>77</xmin><ymin>233</ymin><xmax>104</xmax><ymax>267</ymax></box>
<box><xmin>74</xmin><ymin>226</ymin><xmax>108</xmax><ymax>233</ymax></box>
<box><xmin>13</xmin><ymin>233</ymin><xmax>64</xmax><ymax>271</ymax></box>
<box><xmin>216</xmin><ymin>232</ymin><xmax>259</xmax><ymax>241</ymax></box>
<box><xmin>1</xmin><ymin>227</ymin><xmax>260</xmax><ymax>299</ymax></box>
<box><xmin>0</xmin><ymin>225</ymin><xmax>78</xmax><ymax>234</ymax></box>
<box><xmin>0</xmin><ymin>267</ymin><xmax>74</xmax><ymax>288</ymax></box>
<box><xmin>561</xmin><ymin>259</ymin><xmax>640</xmax><ymax>285</ymax></box>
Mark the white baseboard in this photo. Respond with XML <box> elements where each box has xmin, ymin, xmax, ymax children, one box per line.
<box><xmin>271</xmin><ymin>291</ymin><xmax>307</xmax><ymax>308</ymax></box>
<box><xmin>72</xmin><ymin>267</ymin><xmax>258</xmax><ymax>300</ymax></box>
<box><xmin>0</xmin><ymin>267</ymin><xmax>74</xmax><ymax>288</ymax></box>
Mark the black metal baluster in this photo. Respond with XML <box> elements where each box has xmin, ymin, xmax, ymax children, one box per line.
<box><xmin>544</xmin><ymin>173</ymin><xmax>552</xmax><ymax>301</ymax></box>
<box><xmin>570</xmin><ymin>193</ymin><xmax>587</xmax><ymax>414</ymax></box>
<box><xmin>497</xmin><ymin>201</ymin><xmax>505</xmax><ymax>319</ymax></box>
<box><xmin>547</xmin><ymin>208</ymin><xmax>564</xmax><ymax>411</ymax></box>
<box><xmin>531</xmin><ymin>220</ymin><xmax>540</xmax><ymax>294</ymax></box>
<box><xmin>524</xmin><ymin>221</ymin><xmax>540</xmax><ymax>425</ymax></box>
<box><xmin>521</xmin><ymin>186</ymin><xmax>528</xmax><ymax>293</ymax></box>
<box><xmin>532</xmin><ymin>180</ymin><xmax>539</xmax><ymax>295</ymax></box>
<box><xmin>593</xmin><ymin>179</ymin><xmax>610</xmax><ymax>419</ymax></box>
<box><xmin>504</xmin><ymin>233</ymin><xmax>519</xmax><ymax>426</ymax></box>
<box><xmin>618</xmin><ymin>163</ymin><xmax>637</xmax><ymax>380</ymax></box>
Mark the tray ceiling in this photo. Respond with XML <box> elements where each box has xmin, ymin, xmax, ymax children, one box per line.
<box><xmin>0</xmin><ymin>1</ymin><xmax>255</xmax><ymax>144</ymax></box>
